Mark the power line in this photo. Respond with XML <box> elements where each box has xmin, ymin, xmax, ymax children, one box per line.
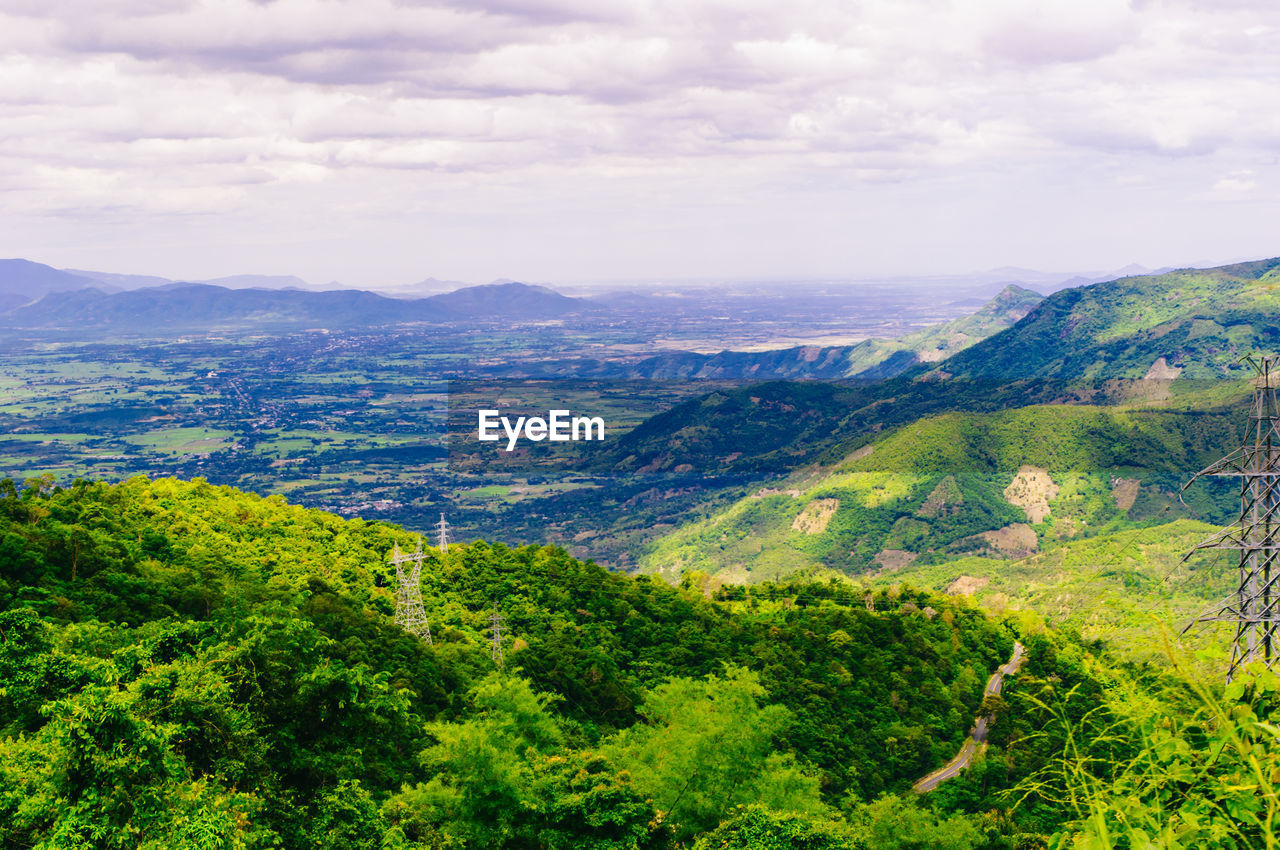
<box><xmin>435</xmin><ymin>513</ymin><xmax>451</xmax><ymax>553</ymax></box>
<box><xmin>1182</xmin><ymin>355</ymin><xmax>1280</xmax><ymax>682</ymax></box>
<box><xmin>390</xmin><ymin>536</ymin><xmax>433</xmax><ymax>644</ymax></box>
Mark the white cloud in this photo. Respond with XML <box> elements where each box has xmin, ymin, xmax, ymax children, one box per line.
<box><xmin>1213</xmin><ymin>169</ymin><xmax>1258</xmax><ymax>194</ymax></box>
<box><xmin>0</xmin><ymin>0</ymin><xmax>1278</xmax><ymax>281</ymax></box>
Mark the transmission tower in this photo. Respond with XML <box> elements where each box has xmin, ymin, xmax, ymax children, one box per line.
<box><xmin>390</xmin><ymin>536</ymin><xmax>433</xmax><ymax>644</ymax></box>
<box><xmin>488</xmin><ymin>603</ymin><xmax>505</xmax><ymax>671</ymax></box>
<box><xmin>1183</xmin><ymin>355</ymin><xmax>1280</xmax><ymax>681</ymax></box>
<box><xmin>436</xmin><ymin>513</ymin><xmax>451</xmax><ymax>552</ymax></box>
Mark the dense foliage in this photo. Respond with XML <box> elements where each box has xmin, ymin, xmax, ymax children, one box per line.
<box><xmin>937</xmin><ymin>258</ymin><xmax>1280</xmax><ymax>382</ymax></box>
<box><xmin>0</xmin><ymin>475</ymin><xmax>1031</xmax><ymax>847</ymax></box>
<box><xmin>641</xmin><ymin>400</ymin><xmax>1240</xmax><ymax>581</ymax></box>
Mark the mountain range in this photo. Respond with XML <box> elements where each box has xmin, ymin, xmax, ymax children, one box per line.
<box><xmin>0</xmin><ymin>277</ymin><xmax>594</xmax><ymax>330</ymax></box>
<box><xmin>623</xmin><ymin>257</ymin><xmax>1277</xmax><ymax>587</ymax></box>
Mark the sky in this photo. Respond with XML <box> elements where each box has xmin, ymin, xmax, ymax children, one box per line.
<box><xmin>1</xmin><ymin>0</ymin><xmax>1278</xmax><ymax>288</ymax></box>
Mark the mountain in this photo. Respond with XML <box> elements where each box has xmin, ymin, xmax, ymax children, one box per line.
<box><xmin>60</xmin><ymin>270</ymin><xmax>316</xmax><ymax>291</ymax></box>
<box><xmin>198</xmin><ymin>273</ymin><xmax>314</xmax><ymax>289</ymax></box>
<box><xmin>932</xmin><ymin>257</ymin><xmax>1280</xmax><ymax>383</ymax></box>
<box><xmin>598</xmin><ymin>257</ymin><xmax>1279</xmax><ymax>484</ymax></box>
<box><xmin>62</xmin><ymin>268</ymin><xmax>175</xmax><ymax>290</ymax></box>
<box><xmin>638</xmin><ymin>401</ymin><xmax>1240</xmax><ymax>583</ymax></box>
<box><xmin>0</xmin><ymin>280</ymin><xmax>595</xmax><ymax>331</ymax></box>
<box><xmin>1</xmin><ymin>284</ymin><xmax>435</xmax><ymax>329</ymax></box>
<box><xmin>427</xmin><ymin>281</ymin><xmax>593</xmax><ymax>319</ymax></box>
<box><xmin>0</xmin><ymin>259</ymin><xmax>97</xmax><ymax>308</ymax></box>
<box><xmin>495</xmin><ymin>284</ymin><xmax>1043</xmax><ymax>381</ymax></box>
<box><xmin>0</xmin><ymin>475</ymin><xmax>1035</xmax><ymax>846</ymax></box>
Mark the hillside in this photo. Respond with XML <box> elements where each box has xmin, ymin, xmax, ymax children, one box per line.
<box><xmin>638</xmin><ymin>402</ymin><xmax>1242</xmax><ymax>582</ymax></box>
<box><xmin>933</xmin><ymin>257</ymin><xmax>1280</xmax><ymax>382</ymax></box>
<box><xmin>0</xmin><ymin>280</ymin><xmax>594</xmax><ymax>330</ymax></box>
<box><xmin>0</xmin><ymin>475</ymin><xmax>1041</xmax><ymax>847</ymax></box>
<box><xmin>857</xmin><ymin>519</ymin><xmax>1232</xmax><ymax>664</ymax></box>
<box><xmin>500</xmin><ymin>284</ymin><xmax>1042</xmax><ymax>382</ymax></box>
<box><xmin>594</xmin><ymin>258</ymin><xmax>1271</xmax><ymax>483</ymax></box>
<box><xmin>0</xmin><ymin>259</ymin><xmax>97</xmax><ymax>306</ymax></box>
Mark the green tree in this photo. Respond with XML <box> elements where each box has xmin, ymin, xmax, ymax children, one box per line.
<box><xmin>844</xmin><ymin>794</ymin><xmax>982</xmax><ymax>850</ymax></box>
<box><xmin>693</xmin><ymin>805</ymin><xmax>855</xmax><ymax>849</ymax></box>
<box><xmin>605</xmin><ymin>666</ymin><xmax>827</xmax><ymax>840</ymax></box>
<box><xmin>386</xmin><ymin>673</ymin><xmax>662</xmax><ymax>849</ymax></box>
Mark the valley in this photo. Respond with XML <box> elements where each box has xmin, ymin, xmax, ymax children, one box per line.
<box><xmin>2</xmin><ymin>254</ymin><xmax>1279</xmax><ymax>848</ymax></box>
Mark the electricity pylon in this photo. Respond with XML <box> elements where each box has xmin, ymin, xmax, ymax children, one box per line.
<box><xmin>390</xmin><ymin>536</ymin><xmax>433</xmax><ymax>644</ymax></box>
<box><xmin>1183</xmin><ymin>355</ymin><xmax>1280</xmax><ymax>681</ymax></box>
<box><xmin>436</xmin><ymin>513</ymin><xmax>451</xmax><ymax>552</ymax></box>
<box><xmin>488</xmin><ymin>604</ymin><xmax>505</xmax><ymax>671</ymax></box>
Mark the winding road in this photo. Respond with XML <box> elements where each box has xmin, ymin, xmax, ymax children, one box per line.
<box><xmin>913</xmin><ymin>641</ymin><xmax>1025</xmax><ymax>793</ymax></box>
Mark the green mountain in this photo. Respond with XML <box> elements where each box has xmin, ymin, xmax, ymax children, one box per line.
<box><xmin>602</xmin><ymin>258</ymin><xmax>1278</xmax><ymax>482</ymax></box>
<box><xmin>0</xmin><ymin>475</ymin><xmax>1036</xmax><ymax>847</ymax></box>
<box><xmin>932</xmin><ymin>257</ymin><xmax>1280</xmax><ymax>382</ymax></box>
<box><xmin>638</xmin><ymin>401</ymin><xmax>1242</xmax><ymax>583</ymax></box>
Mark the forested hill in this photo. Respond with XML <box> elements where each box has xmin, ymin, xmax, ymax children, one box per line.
<box><xmin>931</xmin><ymin>257</ymin><xmax>1280</xmax><ymax>382</ymax></box>
<box><xmin>0</xmin><ymin>475</ymin><xmax>1033</xmax><ymax>848</ymax></box>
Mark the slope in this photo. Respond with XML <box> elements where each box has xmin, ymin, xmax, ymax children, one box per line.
<box><xmin>933</xmin><ymin>257</ymin><xmax>1280</xmax><ymax>382</ymax></box>
<box><xmin>639</xmin><ymin>402</ymin><xmax>1242</xmax><ymax>582</ymax></box>
<box><xmin>503</xmin><ymin>284</ymin><xmax>1042</xmax><ymax>382</ymax></box>
<box><xmin>0</xmin><ymin>474</ymin><xmax>1023</xmax><ymax>847</ymax></box>
<box><xmin>0</xmin><ymin>259</ymin><xmax>97</xmax><ymax>307</ymax></box>
<box><xmin>861</xmin><ymin>519</ymin><xmax>1232</xmax><ymax>663</ymax></box>
<box><xmin>0</xmin><ymin>281</ymin><xmax>595</xmax><ymax>331</ymax></box>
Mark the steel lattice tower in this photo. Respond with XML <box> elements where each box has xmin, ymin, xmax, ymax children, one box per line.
<box><xmin>1184</xmin><ymin>355</ymin><xmax>1280</xmax><ymax>681</ymax></box>
<box><xmin>488</xmin><ymin>604</ymin><xmax>505</xmax><ymax>671</ymax></box>
<box><xmin>435</xmin><ymin>513</ymin><xmax>451</xmax><ymax>553</ymax></box>
<box><xmin>390</xmin><ymin>536</ymin><xmax>433</xmax><ymax>644</ymax></box>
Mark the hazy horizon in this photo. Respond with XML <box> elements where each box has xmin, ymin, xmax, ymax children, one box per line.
<box><xmin>3</xmin><ymin>1</ymin><xmax>1277</xmax><ymax>287</ymax></box>
<box><xmin>15</xmin><ymin>254</ymin><xmax>1239</xmax><ymax>297</ymax></box>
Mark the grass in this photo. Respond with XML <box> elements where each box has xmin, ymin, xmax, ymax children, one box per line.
<box><xmin>123</xmin><ymin>427</ymin><xmax>234</xmax><ymax>454</ymax></box>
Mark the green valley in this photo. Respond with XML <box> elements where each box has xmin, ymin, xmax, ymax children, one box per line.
<box><xmin>5</xmin><ymin>258</ymin><xmax>1280</xmax><ymax>848</ymax></box>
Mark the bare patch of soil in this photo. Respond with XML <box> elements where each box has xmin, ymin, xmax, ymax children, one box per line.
<box><xmin>1004</xmin><ymin>466</ymin><xmax>1059</xmax><ymax>524</ymax></box>
<box><xmin>792</xmin><ymin>498</ymin><xmax>839</xmax><ymax>534</ymax></box>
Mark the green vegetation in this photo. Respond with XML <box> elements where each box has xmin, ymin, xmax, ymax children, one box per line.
<box><xmin>641</xmin><ymin>400</ymin><xmax>1240</xmax><ymax>584</ymax></box>
<box><xmin>937</xmin><ymin>258</ymin><xmax>1280</xmax><ymax>382</ymax></box>
<box><xmin>0</xmin><ymin>475</ymin><xmax>1041</xmax><ymax>847</ymax></box>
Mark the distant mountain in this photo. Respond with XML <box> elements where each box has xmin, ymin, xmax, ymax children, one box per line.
<box><xmin>198</xmin><ymin>274</ymin><xmax>313</xmax><ymax>290</ymax></box>
<box><xmin>961</xmin><ymin>263</ymin><xmax>1168</xmax><ymax>294</ymax></box>
<box><xmin>379</xmin><ymin>276</ymin><xmax>471</xmax><ymax>296</ymax></box>
<box><xmin>0</xmin><ymin>280</ymin><xmax>596</xmax><ymax>331</ymax></box>
<box><xmin>3</xmin><ymin>285</ymin><xmax>424</xmax><ymax>329</ymax></box>
<box><xmin>0</xmin><ymin>259</ymin><xmax>97</xmax><ymax>308</ymax></box>
<box><xmin>62</xmin><ymin>269</ymin><xmax>174</xmax><ymax>290</ymax></box>
<box><xmin>497</xmin><ymin>284</ymin><xmax>1042</xmax><ymax>382</ymax></box>
<box><xmin>932</xmin><ymin>257</ymin><xmax>1280</xmax><ymax>382</ymax></box>
<box><xmin>0</xmin><ymin>292</ymin><xmax>30</xmax><ymax>313</ymax></box>
<box><xmin>428</xmin><ymin>281</ymin><xmax>593</xmax><ymax>320</ymax></box>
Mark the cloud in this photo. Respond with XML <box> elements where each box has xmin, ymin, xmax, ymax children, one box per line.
<box><xmin>1</xmin><ymin>0</ymin><xmax>1279</xmax><ymax>280</ymax></box>
<box><xmin>1213</xmin><ymin>169</ymin><xmax>1258</xmax><ymax>195</ymax></box>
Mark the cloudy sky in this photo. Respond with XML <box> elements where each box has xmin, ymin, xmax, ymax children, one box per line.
<box><xmin>1</xmin><ymin>0</ymin><xmax>1277</xmax><ymax>287</ymax></box>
